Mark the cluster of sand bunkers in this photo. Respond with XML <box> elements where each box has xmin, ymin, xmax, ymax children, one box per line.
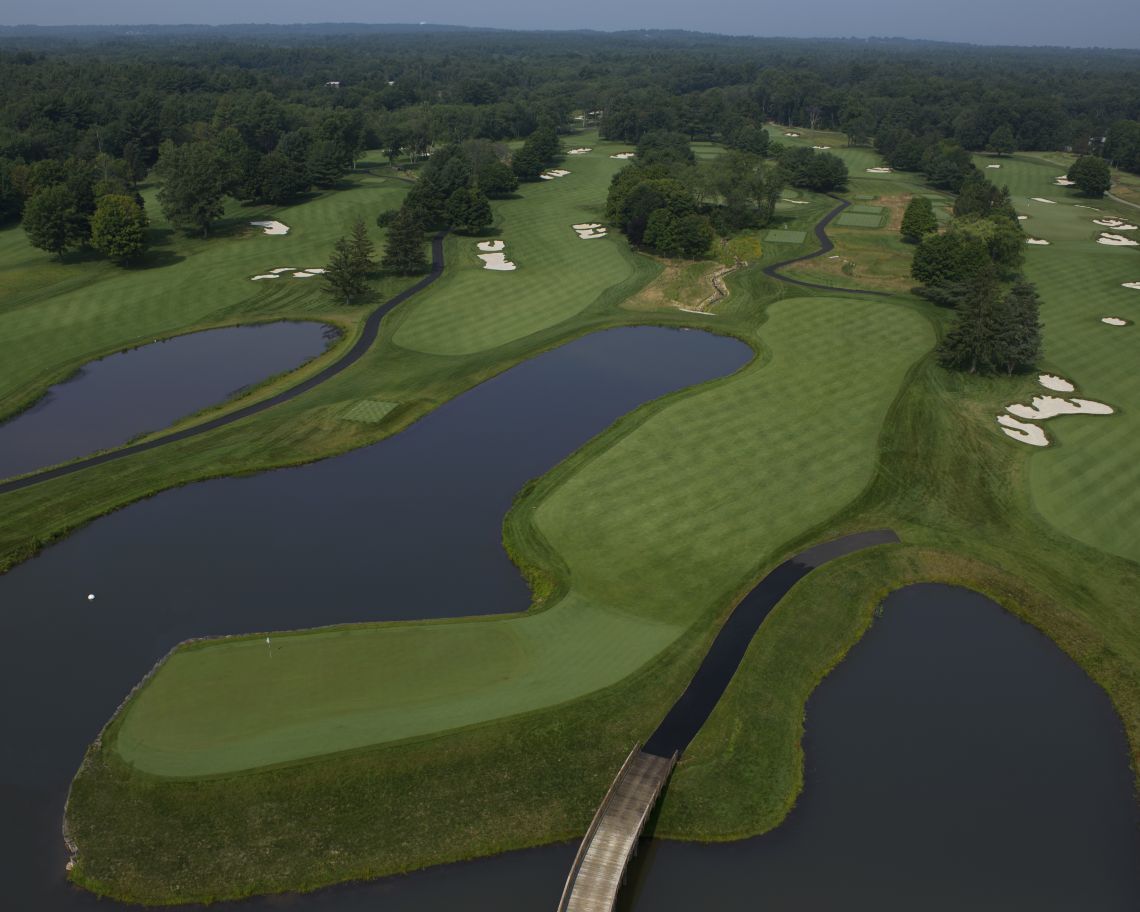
<box><xmin>251</xmin><ymin>267</ymin><xmax>326</xmax><ymax>280</ymax></box>
<box><xmin>476</xmin><ymin>240</ymin><xmax>516</xmax><ymax>271</ymax></box>
<box><xmin>1094</xmin><ymin>217</ymin><xmax>1139</xmax><ymax>247</ymax></box>
<box><xmin>250</xmin><ymin>220</ymin><xmax>290</xmax><ymax>235</ymax></box>
<box><xmin>540</xmin><ymin>168</ymin><xmax>571</xmax><ymax>181</ymax></box>
<box><xmin>572</xmin><ymin>223</ymin><xmax>607</xmax><ymax>239</ymax></box>
<box><xmin>997</xmin><ymin>374</ymin><xmax>1114</xmax><ymax>447</ymax></box>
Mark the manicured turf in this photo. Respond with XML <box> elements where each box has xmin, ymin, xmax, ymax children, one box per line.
<box><xmin>975</xmin><ymin>153</ymin><xmax>1140</xmax><ymax>563</ymax></box>
<box><xmin>110</xmin><ymin>293</ymin><xmax>931</xmax><ymax>778</ymax></box>
<box><xmin>835</xmin><ymin>211</ymin><xmax>886</xmax><ymax>228</ymax></box>
<box><xmin>765</xmin><ymin>229</ymin><xmax>807</xmax><ymax>243</ymax></box>
<box><xmin>340</xmin><ymin>399</ymin><xmax>400</xmax><ymax>423</ymax></box>
<box><xmin>392</xmin><ymin>144</ymin><xmax>641</xmax><ymax>355</ymax></box>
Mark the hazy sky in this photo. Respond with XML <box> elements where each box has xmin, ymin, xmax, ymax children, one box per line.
<box><xmin>3</xmin><ymin>1</ymin><xmax>1139</xmax><ymax>49</ymax></box>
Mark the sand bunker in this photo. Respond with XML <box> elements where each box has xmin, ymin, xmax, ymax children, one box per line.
<box><xmin>252</xmin><ymin>265</ymin><xmax>326</xmax><ymax>281</ymax></box>
<box><xmin>986</xmin><ymin>164</ymin><xmax>1002</xmax><ymax>169</ymax></box>
<box><xmin>1098</xmin><ymin>233</ymin><xmax>1140</xmax><ymax>247</ymax></box>
<box><xmin>996</xmin><ymin>415</ymin><xmax>1050</xmax><ymax>447</ymax></box>
<box><xmin>1030</xmin><ymin>197</ymin><xmax>1056</xmax><ymax>204</ymax></box>
<box><xmin>784</xmin><ymin>132</ymin><xmax>800</xmax><ymax>137</ymax></box>
<box><xmin>269</xmin><ymin>267</ymin><xmax>296</xmax><ymax>273</ymax></box>
<box><xmin>304</xmin><ymin>268</ymin><xmax>326</xmax><ymax>274</ymax></box>
<box><xmin>781</xmin><ymin>198</ymin><xmax>811</xmax><ymax>205</ymax></box>
<box><xmin>866</xmin><ymin>167</ymin><xmax>893</xmax><ymax>173</ymax></box>
<box><xmin>1101</xmin><ymin>317</ymin><xmax>1128</xmax><ymax>325</ymax></box>
<box><xmin>1006</xmin><ymin>396</ymin><xmax>1113</xmax><ymax>420</ymax></box>
<box><xmin>1122</xmin><ymin>282</ymin><xmax>1140</xmax><ymax>291</ymax></box>
<box><xmin>1074</xmin><ymin>204</ymin><xmax>1101</xmax><ymax>211</ymax></box>
<box><xmin>610</xmin><ymin>152</ymin><xmax>635</xmax><ymax>160</ymax></box>
<box><xmin>1039</xmin><ymin>374</ymin><xmax>1075</xmax><ymax>392</ymax></box>
<box><xmin>572</xmin><ymin>223</ymin><xmax>608</xmax><ymax>239</ymax></box>
<box><xmin>477</xmin><ymin>240</ymin><xmax>506</xmax><ymax>252</ymax></box>
<box><xmin>1026</xmin><ymin>238</ymin><xmax>1050</xmax><ymax>245</ymax></box>
<box><xmin>567</xmin><ymin>148</ymin><xmax>592</xmax><ymax>155</ymax></box>
<box><xmin>1055</xmin><ymin>177</ymin><xmax>1076</xmax><ymax>186</ymax></box>
<box><xmin>251</xmin><ymin>274</ymin><xmax>279</xmax><ymax>280</ymax></box>
<box><xmin>1093</xmin><ymin>218</ymin><xmax>1137</xmax><ymax>230</ymax></box>
<box><xmin>292</xmin><ymin>272</ymin><xmax>317</xmax><ymax>278</ymax></box>
<box><xmin>250</xmin><ymin>220</ymin><xmax>290</xmax><ymax>236</ymax></box>
<box><xmin>540</xmin><ymin>169</ymin><xmax>570</xmax><ymax>180</ymax></box>
<box><xmin>812</xmin><ymin>145</ymin><xmax>831</xmax><ymax>150</ymax></box>
<box><xmin>478</xmin><ymin>252</ymin><xmax>516</xmax><ymax>270</ymax></box>
<box><xmin>1017</xmin><ymin>215</ymin><xmax>1028</xmax><ymax>220</ymax></box>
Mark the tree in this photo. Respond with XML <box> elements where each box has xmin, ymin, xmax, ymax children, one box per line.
<box><xmin>306</xmin><ymin>140</ymin><xmax>347</xmax><ymax>188</ymax></box>
<box><xmin>475</xmin><ymin>158</ymin><xmax>518</xmax><ymax>196</ymax></box>
<box><xmin>254</xmin><ymin>151</ymin><xmax>309</xmax><ymax>204</ymax></box>
<box><xmin>986</xmin><ymin>124</ymin><xmax>1016</xmax><ymax>156</ymax></box>
<box><xmin>22</xmin><ymin>185</ymin><xmax>87</xmax><ymax>260</ymax></box>
<box><xmin>90</xmin><ymin>194</ymin><xmax>148</xmax><ymax>263</ymax></box>
<box><xmin>900</xmin><ymin>196</ymin><xmax>938</xmax><ymax>242</ymax></box>
<box><xmin>937</xmin><ymin>271</ymin><xmax>1002</xmax><ymax>373</ymax></box>
<box><xmin>997</xmin><ymin>280</ymin><xmax>1043</xmax><ymax>375</ymax></box>
<box><xmin>445</xmin><ymin>187</ymin><xmax>492</xmax><ymax>234</ymax></box>
<box><xmin>323</xmin><ymin>234</ymin><xmax>370</xmax><ymax>305</ymax></box>
<box><xmin>911</xmin><ymin>231</ymin><xmax>990</xmax><ymax>289</ymax></box>
<box><xmin>348</xmin><ymin>218</ymin><xmax>376</xmax><ymax>274</ymax></box>
<box><xmin>155</xmin><ymin>142</ymin><xmax>225</xmax><ymax>238</ymax></box>
<box><xmin>382</xmin><ymin>209</ymin><xmax>428</xmax><ymax>274</ymax></box>
<box><xmin>1067</xmin><ymin>155</ymin><xmax>1111</xmax><ymax>197</ymax></box>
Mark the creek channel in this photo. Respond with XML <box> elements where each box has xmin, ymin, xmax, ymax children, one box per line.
<box><xmin>0</xmin><ymin>327</ymin><xmax>1136</xmax><ymax>909</ymax></box>
<box><xmin>0</xmin><ymin>321</ymin><xmax>336</xmax><ymax>480</ymax></box>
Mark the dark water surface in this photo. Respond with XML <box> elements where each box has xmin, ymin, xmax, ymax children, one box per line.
<box><xmin>0</xmin><ymin>321</ymin><xmax>335</xmax><ymax>480</ymax></box>
<box><xmin>0</xmin><ymin>326</ymin><xmax>751</xmax><ymax>910</ymax></box>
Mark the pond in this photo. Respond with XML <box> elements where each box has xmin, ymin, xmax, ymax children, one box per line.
<box><xmin>0</xmin><ymin>321</ymin><xmax>336</xmax><ymax>480</ymax></box>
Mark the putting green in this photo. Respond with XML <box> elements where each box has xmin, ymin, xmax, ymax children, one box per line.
<box><xmin>835</xmin><ymin>211</ymin><xmax>886</xmax><ymax>228</ymax></box>
<box><xmin>392</xmin><ymin>138</ymin><xmax>641</xmax><ymax>356</ymax></box>
<box><xmin>975</xmin><ymin>153</ymin><xmax>1140</xmax><ymax>563</ymax></box>
<box><xmin>112</xmin><ymin>294</ymin><xmax>931</xmax><ymax>777</ymax></box>
<box><xmin>765</xmin><ymin>229</ymin><xmax>808</xmax><ymax>244</ymax></box>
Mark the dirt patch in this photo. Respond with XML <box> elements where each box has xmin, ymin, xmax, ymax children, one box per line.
<box><xmin>878</xmin><ymin>194</ymin><xmax>910</xmax><ymax>232</ymax></box>
<box><xmin>623</xmin><ymin>259</ymin><xmax>733</xmax><ymax>314</ymax></box>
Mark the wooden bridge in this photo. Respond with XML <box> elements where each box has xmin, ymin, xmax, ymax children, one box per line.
<box><xmin>556</xmin><ymin>746</ymin><xmax>677</xmax><ymax>912</ymax></box>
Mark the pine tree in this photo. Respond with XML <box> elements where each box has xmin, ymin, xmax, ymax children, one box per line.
<box><xmin>938</xmin><ymin>271</ymin><xmax>1002</xmax><ymax>374</ymax></box>
<box><xmin>323</xmin><ymin>234</ymin><xmax>370</xmax><ymax>305</ymax></box>
<box><xmin>348</xmin><ymin>218</ymin><xmax>375</xmax><ymax>274</ymax></box>
<box><xmin>999</xmin><ymin>280</ymin><xmax>1043</xmax><ymax>374</ymax></box>
<box><xmin>445</xmin><ymin>187</ymin><xmax>492</xmax><ymax>234</ymax></box>
<box><xmin>900</xmin><ymin>196</ymin><xmax>938</xmax><ymax>242</ymax></box>
<box><xmin>381</xmin><ymin>209</ymin><xmax>428</xmax><ymax>274</ymax></box>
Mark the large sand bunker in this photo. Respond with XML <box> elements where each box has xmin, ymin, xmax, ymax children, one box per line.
<box><xmin>1098</xmin><ymin>233</ymin><xmax>1140</xmax><ymax>247</ymax></box>
<box><xmin>1026</xmin><ymin>238</ymin><xmax>1050</xmax><ymax>245</ymax></box>
<box><xmin>250</xmin><ymin>220</ymin><xmax>290</xmax><ymax>235</ymax></box>
<box><xmin>1122</xmin><ymin>282</ymin><xmax>1140</xmax><ymax>291</ymax></box>
<box><xmin>1101</xmin><ymin>317</ymin><xmax>1128</xmax><ymax>325</ymax></box>
<box><xmin>865</xmin><ymin>167</ymin><xmax>893</xmax><ymax>173</ymax></box>
<box><xmin>1006</xmin><ymin>396</ymin><xmax>1113</xmax><ymax>420</ymax></box>
<box><xmin>1030</xmin><ymin>197</ymin><xmax>1056</xmax><ymax>204</ymax></box>
<box><xmin>1039</xmin><ymin>374</ymin><xmax>1075</xmax><ymax>392</ymax></box>
<box><xmin>1093</xmin><ymin>218</ymin><xmax>1138</xmax><ymax>230</ymax></box>
<box><xmin>610</xmin><ymin>152</ymin><xmax>635</xmax><ymax>160</ymax></box>
<box><xmin>476</xmin><ymin>239</ymin><xmax>516</xmax><ymax>270</ymax></box>
<box><xmin>996</xmin><ymin>414</ymin><xmax>1050</xmax><ymax>447</ymax></box>
<box><xmin>572</xmin><ymin>223</ymin><xmax>608</xmax><ymax>239</ymax></box>
<box><xmin>540</xmin><ymin>169</ymin><xmax>571</xmax><ymax>180</ymax></box>
<box><xmin>252</xmin><ymin>266</ymin><xmax>325</xmax><ymax>281</ymax></box>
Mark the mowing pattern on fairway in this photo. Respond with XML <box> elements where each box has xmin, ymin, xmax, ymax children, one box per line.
<box><xmin>977</xmin><ymin>153</ymin><xmax>1140</xmax><ymax>563</ymax></box>
<box><xmin>111</xmin><ymin>296</ymin><xmax>931</xmax><ymax>777</ymax></box>
<box><xmin>392</xmin><ymin>145</ymin><xmax>638</xmax><ymax>355</ymax></box>
<box><xmin>340</xmin><ymin>399</ymin><xmax>400</xmax><ymax>423</ymax></box>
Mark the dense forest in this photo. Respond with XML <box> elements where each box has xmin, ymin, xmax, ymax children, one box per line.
<box><xmin>1</xmin><ymin>26</ymin><xmax>1138</xmax><ymax>250</ymax></box>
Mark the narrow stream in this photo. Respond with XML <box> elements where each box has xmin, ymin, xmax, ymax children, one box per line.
<box><xmin>0</xmin><ymin>321</ymin><xmax>336</xmax><ymax>480</ymax></box>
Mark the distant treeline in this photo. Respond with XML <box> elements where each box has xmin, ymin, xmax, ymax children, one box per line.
<box><xmin>1</xmin><ymin>28</ymin><xmax>1138</xmax><ymax>226</ymax></box>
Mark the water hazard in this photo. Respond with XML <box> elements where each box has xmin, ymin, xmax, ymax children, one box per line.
<box><xmin>0</xmin><ymin>321</ymin><xmax>336</xmax><ymax>480</ymax></box>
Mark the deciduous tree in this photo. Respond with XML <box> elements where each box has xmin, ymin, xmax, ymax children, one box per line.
<box><xmin>90</xmin><ymin>194</ymin><xmax>148</xmax><ymax>263</ymax></box>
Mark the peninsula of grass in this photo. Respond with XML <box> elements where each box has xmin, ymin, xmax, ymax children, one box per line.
<box><xmin>12</xmin><ymin>137</ymin><xmax>1140</xmax><ymax>905</ymax></box>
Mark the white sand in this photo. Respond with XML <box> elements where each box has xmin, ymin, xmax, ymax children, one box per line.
<box><xmin>781</xmin><ymin>198</ymin><xmax>810</xmax><ymax>205</ymax></box>
<box><xmin>567</xmin><ymin>148</ymin><xmax>592</xmax><ymax>154</ymax></box>
<box><xmin>478</xmin><ymin>252</ymin><xmax>517</xmax><ymax>271</ymax></box>
<box><xmin>1074</xmin><ymin>204</ymin><xmax>1101</xmax><ymax>211</ymax></box>
<box><xmin>812</xmin><ymin>145</ymin><xmax>831</xmax><ymax>150</ymax></box>
<box><xmin>1054</xmin><ymin>178</ymin><xmax>1076</xmax><ymax>186</ymax></box>
<box><xmin>543</xmin><ymin>169</ymin><xmax>571</xmax><ymax>178</ymax></box>
<box><xmin>610</xmin><ymin>152</ymin><xmax>635</xmax><ymax>159</ymax></box>
<box><xmin>250</xmin><ymin>220</ymin><xmax>290</xmax><ymax>235</ymax></box>
<box><xmin>572</xmin><ymin>223</ymin><xmax>607</xmax><ymax>239</ymax></box>
<box><xmin>293</xmin><ymin>271</ymin><xmax>318</xmax><ymax>278</ymax></box>
<box><xmin>997</xmin><ymin>415</ymin><xmax>1050</xmax><ymax>447</ymax></box>
<box><xmin>304</xmin><ymin>268</ymin><xmax>327</xmax><ymax>274</ymax></box>
<box><xmin>251</xmin><ymin>274</ymin><xmax>280</xmax><ymax>280</ymax></box>
<box><xmin>1006</xmin><ymin>396</ymin><xmax>1113</xmax><ymax>420</ymax></box>
<box><xmin>477</xmin><ymin>240</ymin><xmax>506</xmax><ymax>252</ymax></box>
<box><xmin>1017</xmin><ymin>215</ymin><xmax>1028</xmax><ymax>220</ymax></box>
<box><xmin>1101</xmin><ymin>317</ymin><xmax>1128</xmax><ymax>325</ymax></box>
<box><xmin>1030</xmin><ymin>197</ymin><xmax>1056</xmax><ymax>204</ymax></box>
<box><xmin>1122</xmin><ymin>282</ymin><xmax>1140</xmax><ymax>290</ymax></box>
<box><xmin>784</xmin><ymin>132</ymin><xmax>800</xmax><ymax>137</ymax></box>
<box><xmin>539</xmin><ymin>174</ymin><xmax>555</xmax><ymax>180</ymax></box>
<box><xmin>1039</xmin><ymin>374</ymin><xmax>1075</xmax><ymax>392</ymax></box>
<box><xmin>865</xmin><ymin>167</ymin><xmax>893</xmax><ymax>173</ymax></box>
<box><xmin>1026</xmin><ymin>238</ymin><xmax>1050</xmax><ymax>245</ymax></box>
<box><xmin>1092</xmin><ymin>219</ymin><xmax>1137</xmax><ymax>230</ymax></box>
<box><xmin>987</xmin><ymin>164</ymin><xmax>1002</xmax><ymax>169</ymax></box>
<box><xmin>1098</xmin><ymin>234</ymin><xmax>1140</xmax><ymax>247</ymax></box>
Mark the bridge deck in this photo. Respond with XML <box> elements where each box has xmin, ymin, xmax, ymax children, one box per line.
<box><xmin>558</xmin><ymin>748</ymin><xmax>675</xmax><ymax>912</ymax></box>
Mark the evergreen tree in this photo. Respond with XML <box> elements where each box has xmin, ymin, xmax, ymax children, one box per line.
<box><xmin>900</xmin><ymin>196</ymin><xmax>938</xmax><ymax>242</ymax></box>
<box><xmin>348</xmin><ymin>218</ymin><xmax>376</xmax><ymax>274</ymax></box>
<box><xmin>90</xmin><ymin>194</ymin><xmax>148</xmax><ymax>264</ymax></box>
<box><xmin>323</xmin><ymin>234</ymin><xmax>370</xmax><ymax>305</ymax></box>
<box><xmin>475</xmin><ymin>158</ymin><xmax>518</xmax><ymax>196</ymax></box>
<box><xmin>1067</xmin><ymin>155</ymin><xmax>1111</xmax><ymax>197</ymax></box>
<box><xmin>382</xmin><ymin>209</ymin><xmax>428</xmax><ymax>274</ymax></box>
<box><xmin>911</xmin><ymin>231</ymin><xmax>990</xmax><ymax>289</ymax></box>
<box><xmin>445</xmin><ymin>187</ymin><xmax>492</xmax><ymax>233</ymax></box>
<box><xmin>155</xmin><ymin>141</ymin><xmax>225</xmax><ymax>238</ymax></box>
<box><xmin>998</xmin><ymin>280</ymin><xmax>1044</xmax><ymax>374</ymax></box>
<box><xmin>22</xmin><ymin>185</ymin><xmax>88</xmax><ymax>260</ymax></box>
<box><xmin>938</xmin><ymin>271</ymin><xmax>1002</xmax><ymax>373</ymax></box>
